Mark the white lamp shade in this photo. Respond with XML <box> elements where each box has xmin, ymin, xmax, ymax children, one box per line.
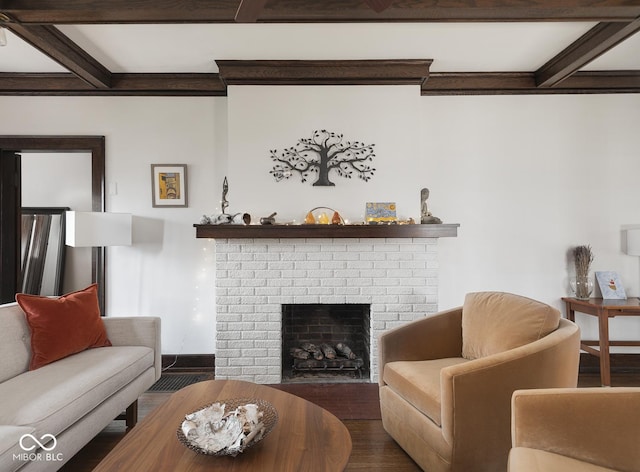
<box><xmin>66</xmin><ymin>211</ymin><xmax>132</xmax><ymax>247</ymax></box>
<box><xmin>624</xmin><ymin>228</ymin><xmax>640</xmax><ymax>256</ymax></box>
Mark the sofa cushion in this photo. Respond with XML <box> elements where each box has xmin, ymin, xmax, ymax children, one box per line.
<box><xmin>0</xmin><ymin>345</ymin><xmax>153</xmax><ymax>438</ymax></box>
<box><xmin>16</xmin><ymin>284</ymin><xmax>112</xmax><ymax>370</ymax></box>
<box><xmin>0</xmin><ymin>304</ymin><xmax>31</xmax><ymax>384</ymax></box>
<box><xmin>462</xmin><ymin>292</ymin><xmax>560</xmax><ymax>360</ymax></box>
<box><xmin>383</xmin><ymin>357</ymin><xmax>469</xmax><ymax>426</ymax></box>
<box><xmin>0</xmin><ymin>425</ymin><xmax>35</xmax><ymax>472</ymax></box>
<box><xmin>508</xmin><ymin>447</ymin><xmax>618</xmax><ymax>472</ymax></box>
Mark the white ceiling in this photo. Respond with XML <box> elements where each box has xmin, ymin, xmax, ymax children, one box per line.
<box><xmin>3</xmin><ymin>22</ymin><xmax>638</xmax><ymax>75</ymax></box>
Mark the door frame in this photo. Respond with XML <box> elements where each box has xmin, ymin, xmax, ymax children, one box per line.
<box><xmin>0</xmin><ymin>136</ymin><xmax>106</xmax><ymax>312</ymax></box>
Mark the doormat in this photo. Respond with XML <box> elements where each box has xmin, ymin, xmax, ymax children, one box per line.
<box><xmin>147</xmin><ymin>374</ymin><xmax>209</xmax><ymax>392</ymax></box>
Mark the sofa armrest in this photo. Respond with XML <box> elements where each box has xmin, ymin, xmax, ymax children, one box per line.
<box><xmin>512</xmin><ymin>387</ymin><xmax>640</xmax><ymax>471</ymax></box>
<box><xmin>438</xmin><ymin>319</ymin><xmax>580</xmax><ymax>462</ymax></box>
<box><xmin>378</xmin><ymin>307</ymin><xmax>463</xmax><ymax>386</ymax></box>
<box><xmin>104</xmin><ymin>316</ymin><xmax>162</xmax><ymax>381</ymax></box>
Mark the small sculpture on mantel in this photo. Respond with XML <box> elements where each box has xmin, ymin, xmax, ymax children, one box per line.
<box><xmin>221</xmin><ymin>176</ymin><xmax>229</xmax><ymax>215</ymax></box>
<box><xmin>260</xmin><ymin>212</ymin><xmax>277</xmax><ymax>225</ymax></box>
<box><xmin>420</xmin><ymin>188</ymin><xmax>442</xmax><ymax>224</ymax></box>
<box><xmin>199</xmin><ymin>176</ymin><xmax>251</xmax><ymax>225</ymax></box>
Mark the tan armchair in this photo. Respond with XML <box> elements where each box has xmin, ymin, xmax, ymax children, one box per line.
<box><xmin>509</xmin><ymin>387</ymin><xmax>640</xmax><ymax>472</ymax></box>
<box><xmin>378</xmin><ymin>292</ymin><xmax>580</xmax><ymax>472</ymax></box>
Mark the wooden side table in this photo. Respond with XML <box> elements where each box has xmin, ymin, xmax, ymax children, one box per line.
<box><xmin>562</xmin><ymin>297</ymin><xmax>640</xmax><ymax>386</ymax></box>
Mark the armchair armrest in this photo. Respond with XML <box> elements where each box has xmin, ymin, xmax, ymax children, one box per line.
<box><xmin>438</xmin><ymin>319</ymin><xmax>579</xmax><ymax>463</ymax></box>
<box><xmin>104</xmin><ymin>316</ymin><xmax>162</xmax><ymax>381</ymax></box>
<box><xmin>512</xmin><ymin>387</ymin><xmax>640</xmax><ymax>471</ymax></box>
<box><xmin>378</xmin><ymin>307</ymin><xmax>463</xmax><ymax>386</ymax></box>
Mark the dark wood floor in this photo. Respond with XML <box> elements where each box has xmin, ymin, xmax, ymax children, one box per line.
<box><xmin>60</xmin><ymin>372</ymin><xmax>640</xmax><ymax>472</ymax></box>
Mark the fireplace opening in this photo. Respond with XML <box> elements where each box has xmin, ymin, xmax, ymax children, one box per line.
<box><xmin>281</xmin><ymin>304</ymin><xmax>371</xmax><ymax>383</ymax></box>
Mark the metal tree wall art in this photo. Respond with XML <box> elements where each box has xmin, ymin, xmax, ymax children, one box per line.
<box><xmin>269</xmin><ymin>130</ymin><xmax>376</xmax><ymax>186</ymax></box>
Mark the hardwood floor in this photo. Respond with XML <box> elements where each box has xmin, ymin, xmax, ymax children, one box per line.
<box><xmin>59</xmin><ymin>372</ymin><xmax>640</xmax><ymax>472</ymax></box>
<box><xmin>60</xmin><ymin>381</ymin><xmax>422</xmax><ymax>471</ymax></box>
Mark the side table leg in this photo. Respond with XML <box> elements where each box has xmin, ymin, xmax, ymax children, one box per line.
<box><xmin>565</xmin><ymin>302</ymin><xmax>575</xmax><ymax>322</ymax></box>
<box><xmin>598</xmin><ymin>312</ymin><xmax>611</xmax><ymax>387</ymax></box>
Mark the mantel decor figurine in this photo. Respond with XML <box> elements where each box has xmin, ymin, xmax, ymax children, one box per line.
<box><xmin>304</xmin><ymin>206</ymin><xmax>345</xmax><ymax>225</ymax></box>
<box><xmin>420</xmin><ymin>188</ymin><xmax>442</xmax><ymax>224</ymax></box>
<box><xmin>200</xmin><ymin>176</ymin><xmax>251</xmax><ymax>225</ymax></box>
<box><xmin>260</xmin><ymin>212</ymin><xmax>277</xmax><ymax>225</ymax></box>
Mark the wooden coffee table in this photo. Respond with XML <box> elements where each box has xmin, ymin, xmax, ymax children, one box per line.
<box><xmin>94</xmin><ymin>379</ymin><xmax>352</xmax><ymax>471</ymax></box>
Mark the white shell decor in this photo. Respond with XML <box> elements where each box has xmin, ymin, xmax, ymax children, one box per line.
<box><xmin>177</xmin><ymin>398</ymin><xmax>278</xmax><ymax>456</ymax></box>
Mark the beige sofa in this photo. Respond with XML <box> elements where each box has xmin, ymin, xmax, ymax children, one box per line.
<box><xmin>0</xmin><ymin>301</ymin><xmax>161</xmax><ymax>472</ymax></box>
<box><xmin>509</xmin><ymin>387</ymin><xmax>640</xmax><ymax>472</ymax></box>
<box><xmin>379</xmin><ymin>292</ymin><xmax>581</xmax><ymax>472</ymax></box>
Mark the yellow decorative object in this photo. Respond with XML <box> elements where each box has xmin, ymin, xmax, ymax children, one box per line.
<box><xmin>304</xmin><ymin>206</ymin><xmax>345</xmax><ymax>225</ymax></box>
<box><xmin>304</xmin><ymin>211</ymin><xmax>316</xmax><ymax>224</ymax></box>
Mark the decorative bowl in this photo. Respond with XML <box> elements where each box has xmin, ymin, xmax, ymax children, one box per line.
<box><xmin>177</xmin><ymin>398</ymin><xmax>278</xmax><ymax>456</ymax></box>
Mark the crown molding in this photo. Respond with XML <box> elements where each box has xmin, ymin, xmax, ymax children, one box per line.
<box><xmin>0</xmin><ymin>73</ymin><xmax>226</xmax><ymax>96</ymax></box>
<box><xmin>216</xmin><ymin>60</ymin><xmax>431</xmax><ymax>87</ymax></box>
<box><xmin>422</xmin><ymin>71</ymin><xmax>640</xmax><ymax>95</ymax></box>
<box><xmin>2</xmin><ymin>70</ymin><xmax>638</xmax><ymax>96</ymax></box>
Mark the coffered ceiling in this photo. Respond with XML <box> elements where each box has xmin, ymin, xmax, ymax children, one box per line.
<box><xmin>0</xmin><ymin>0</ymin><xmax>639</xmax><ymax>95</ymax></box>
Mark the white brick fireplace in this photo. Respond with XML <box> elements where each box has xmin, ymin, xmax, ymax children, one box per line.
<box><xmin>214</xmin><ymin>237</ymin><xmax>441</xmax><ymax>384</ymax></box>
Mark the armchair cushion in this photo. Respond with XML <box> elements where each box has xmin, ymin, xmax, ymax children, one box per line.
<box><xmin>383</xmin><ymin>357</ymin><xmax>469</xmax><ymax>426</ymax></box>
<box><xmin>509</xmin><ymin>448</ymin><xmax>617</xmax><ymax>472</ymax></box>
<box><xmin>462</xmin><ymin>292</ymin><xmax>560</xmax><ymax>360</ymax></box>
<box><xmin>510</xmin><ymin>387</ymin><xmax>640</xmax><ymax>472</ymax></box>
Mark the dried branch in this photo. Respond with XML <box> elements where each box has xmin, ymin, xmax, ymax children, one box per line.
<box><xmin>573</xmin><ymin>245</ymin><xmax>594</xmax><ymax>278</ymax></box>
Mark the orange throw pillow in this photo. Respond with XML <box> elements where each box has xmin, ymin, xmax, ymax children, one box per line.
<box><xmin>16</xmin><ymin>284</ymin><xmax>112</xmax><ymax>370</ymax></box>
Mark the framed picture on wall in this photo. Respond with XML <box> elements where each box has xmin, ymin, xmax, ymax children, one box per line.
<box><xmin>151</xmin><ymin>164</ymin><xmax>188</xmax><ymax>208</ymax></box>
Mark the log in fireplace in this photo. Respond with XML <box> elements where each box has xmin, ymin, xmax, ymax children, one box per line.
<box><xmin>282</xmin><ymin>304</ymin><xmax>371</xmax><ymax>383</ymax></box>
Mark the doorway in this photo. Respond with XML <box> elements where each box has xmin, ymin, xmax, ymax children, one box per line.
<box><xmin>0</xmin><ymin>136</ymin><xmax>106</xmax><ymax>311</ymax></box>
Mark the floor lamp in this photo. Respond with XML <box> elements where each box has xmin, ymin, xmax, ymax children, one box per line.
<box><xmin>65</xmin><ymin>211</ymin><xmax>132</xmax><ymax>314</ymax></box>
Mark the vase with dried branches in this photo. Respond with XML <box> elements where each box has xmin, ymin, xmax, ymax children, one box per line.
<box><xmin>571</xmin><ymin>245</ymin><xmax>594</xmax><ymax>299</ymax></box>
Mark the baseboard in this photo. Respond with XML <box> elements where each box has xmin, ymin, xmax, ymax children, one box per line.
<box><xmin>161</xmin><ymin>354</ymin><xmax>215</xmax><ymax>373</ymax></box>
<box><xmin>579</xmin><ymin>353</ymin><xmax>640</xmax><ymax>374</ymax></box>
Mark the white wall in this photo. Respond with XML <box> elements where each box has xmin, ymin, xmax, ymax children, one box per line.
<box><xmin>225</xmin><ymin>85</ymin><xmax>421</xmax><ymax>223</ymax></box>
<box><xmin>424</xmin><ymin>94</ymin><xmax>640</xmax><ymax>347</ymax></box>
<box><xmin>2</xmin><ymin>92</ymin><xmax>640</xmax><ymax>353</ymax></box>
<box><xmin>1</xmin><ymin>96</ymin><xmax>222</xmax><ymax>354</ymax></box>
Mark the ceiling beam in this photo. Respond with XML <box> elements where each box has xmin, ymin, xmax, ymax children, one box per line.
<box><xmin>536</xmin><ymin>18</ymin><xmax>640</xmax><ymax>87</ymax></box>
<box><xmin>2</xmin><ymin>0</ymin><xmax>640</xmax><ymax>24</ymax></box>
<box><xmin>235</xmin><ymin>0</ymin><xmax>269</xmax><ymax>23</ymax></box>
<box><xmin>216</xmin><ymin>60</ymin><xmax>431</xmax><ymax>86</ymax></box>
<box><xmin>3</xmin><ymin>23</ymin><xmax>112</xmax><ymax>88</ymax></box>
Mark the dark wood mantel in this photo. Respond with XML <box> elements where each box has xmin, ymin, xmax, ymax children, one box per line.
<box><xmin>194</xmin><ymin>223</ymin><xmax>459</xmax><ymax>239</ymax></box>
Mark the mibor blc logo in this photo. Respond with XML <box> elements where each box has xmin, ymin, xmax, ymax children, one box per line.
<box><xmin>14</xmin><ymin>433</ymin><xmax>64</xmax><ymax>463</ymax></box>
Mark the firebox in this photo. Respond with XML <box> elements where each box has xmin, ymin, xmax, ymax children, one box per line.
<box><xmin>281</xmin><ymin>304</ymin><xmax>371</xmax><ymax>383</ymax></box>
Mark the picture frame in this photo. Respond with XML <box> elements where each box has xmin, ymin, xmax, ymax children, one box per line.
<box><xmin>595</xmin><ymin>271</ymin><xmax>627</xmax><ymax>299</ymax></box>
<box><xmin>365</xmin><ymin>202</ymin><xmax>397</xmax><ymax>224</ymax></box>
<box><xmin>151</xmin><ymin>164</ymin><xmax>188</xmax><ymax>208</ymax></box>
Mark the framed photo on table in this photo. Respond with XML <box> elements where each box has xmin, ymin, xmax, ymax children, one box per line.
<box><xmin>595</xmin><ymin>271</ymin><xmax>627</xmax><ymax>299</ymax></box>
<box><xmin>151</xmin><ymin>164</ymin><xmax>188</xmax><ymax>207</ymax></box>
